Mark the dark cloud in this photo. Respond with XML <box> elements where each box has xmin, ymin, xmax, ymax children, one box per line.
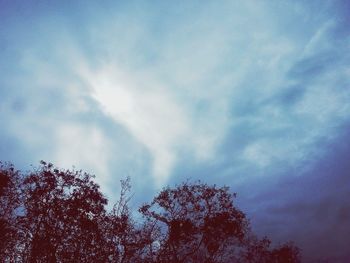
<box><xmin>240</xmin><ymin>124</ymin><xmax>350</xmax><ymax>262</ymax></box>
<box><xmin>287</xmin><ymin>52</ymin><xmax>345</xmax><ymax>81</ymax></box>
<box><xmin>270</xmin><ymin>85</ymin><xmax>306</xmax><ymax>107</ymax></box>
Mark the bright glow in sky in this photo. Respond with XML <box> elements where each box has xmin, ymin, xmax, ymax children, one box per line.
<box><xmin>1</xmin><ymin>1</ymin><xmax>350</xmax><ymax>261</ymax></box>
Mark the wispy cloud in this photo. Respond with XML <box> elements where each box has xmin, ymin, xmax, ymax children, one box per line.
<box><xmin>1</xmin><ymin>0</ymin><xmax>349</xmax><ymax>186</ymax></box>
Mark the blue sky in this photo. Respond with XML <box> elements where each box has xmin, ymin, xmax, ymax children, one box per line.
<box><xmin>1</xmin><ymin>1</ymin><xmax>350</xmax><ymax>261</ymax></box>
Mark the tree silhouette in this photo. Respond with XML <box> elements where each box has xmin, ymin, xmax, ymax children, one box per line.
<box><xmin>139</xmin><ymin>182</ymin><xmax>249</xmax><ymax>262</ymax></box>
<box><xmin>0</xmin><ymin>161</ymin><xmax>301</xmax><ymax>262</ymax></box>
<box><xmin>139</xmin><ymin>181</ymin><xmax>300</xmax><ymax>263</ymax></box>
<box><xmin>19</xmin><ymin>161</ymin><xmax>111</xmax><ymax>262</ymax></box>
<box><xmin>0</xmin><ymin>162</ymin><xmax>22</xmax><ymax>261</ymax></box>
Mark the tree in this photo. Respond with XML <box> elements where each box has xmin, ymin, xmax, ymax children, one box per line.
<box><xmin>139</xmin><ymin>181</ymin><xmax>301</xmax><ymax>263</ymax></box>
<box><xmin>103</xmin><ymin>176</ymin><xmax>154</xmax><ymax>263</ymax></box>
<box><xmin>19</xmin><ymin>161</ymin><xmax>112</xmax><ymax>262</ymax></box>
<box><xmin>0</xmin><ymin>161</ymin><xmax>155</xmax><ymax>262</ymax></box>
<box><xmin>243</xmin><ymin>236</ymin><xmax>300</xmax><ymax>263</ymax></box>
<box><xmin>0</xmin><ymin>161</ymin><xmax>301</xmax><ymax>262</ymax></box>
<box><xmin>0</xmin><ymin>162</ymin><xmax>22</xmax><ymax>262</ymax></box>
<box><xmin>139</xmin><ymin>181</ymin><xmax>249</xmax><ymax>262</ymax></box>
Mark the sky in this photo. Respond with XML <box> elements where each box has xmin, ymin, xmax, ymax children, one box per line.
<box><xmin>0</xmin><ymin>0</ymin><xmax>350</xmax><ymax>261</ymax></box>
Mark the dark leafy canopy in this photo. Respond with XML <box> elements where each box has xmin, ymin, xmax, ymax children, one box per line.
<box><xmin>0</xmin><ymin>161</ymin><xmax>301</xmax><ymax>263</ymax></box>
<box><xmin>139</xmin><ymin>182</ymin><xmax>300</xmax><ymax>263</ymax></box>
<box><xmin>0</xmin><ymin>162</ymin><xmax>22</xmax><ymax>260</ymax></box>
<box><xmin>20</xmin><ymin>161</ymin><xmax>110</xmax><ymax>262</ymax></box>
<box><xmin>139</xmin><ymin>183</ymin><xmax>249</xmax><ymax>262</ymax></box>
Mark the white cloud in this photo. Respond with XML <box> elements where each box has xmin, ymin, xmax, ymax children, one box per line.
<box><xmin>1</xmin><ymin>0</ymin><xmax>350</xmax><ymax>190</ymax></box>
<box><xmin>80</xmin><ymin>64</ymin><xmax>225</xmax><ymax>185</ymax></box>
<box><xmin>53</xmin><ymin>123</ymin><xmax>111</xmax><ymax>190</ymax></box>
<box><xmin>67</xmin><ymin>0</ymin><xmax>350</xmax><ymax>185</ymax></box>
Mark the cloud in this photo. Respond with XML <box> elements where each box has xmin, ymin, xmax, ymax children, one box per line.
<box><xmin>79</xmin><ymin>60</ymin><xmax>227</xmax><ymax>186</ymax></box>
<box><xmin>80</xmin><ymin>65</ymin><xmax>187</xmax><ymax>185</ymax></box>
<box><xmin>53</xmin><ymin>123</ymin><xmax>110</xmax><ymax>185</ymax></box>
<box><xmin>0</xmin><ymin>0</ymin><xmax>349</xmax><ymax>186</ymax></box>
<box><xmin>244</xmin><ymin>125</ymin><xmax>350</xmax><ymax>262</ymax></box>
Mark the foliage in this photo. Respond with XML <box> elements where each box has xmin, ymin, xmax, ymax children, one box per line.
<box><xmin>0</xmin><ymin>162</ymin><xmax>22</xmax><ymax>261</ymax></box>
<box><xmin>139</xmin><ymin>182</ymin><xmax>249</xmax><ymax>262</ymax></box>
<box><xmin>0</xmin><ymin>161</ymin><xmax>301</xmax><ymax>263</ymax></box>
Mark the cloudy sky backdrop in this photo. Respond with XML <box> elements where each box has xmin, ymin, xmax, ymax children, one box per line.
<box><xmin>1</xmin><ymin>0</ymin><xmax>350</xmax><ymax>261</ymax></box>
